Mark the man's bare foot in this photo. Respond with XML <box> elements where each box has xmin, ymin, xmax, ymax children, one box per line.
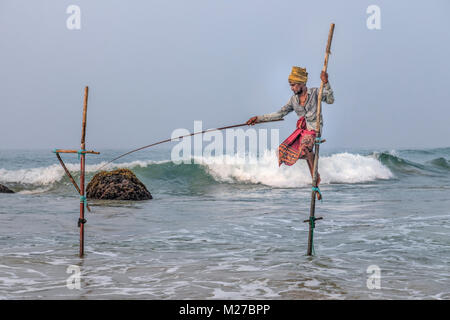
<box><xmin>315</xmin><ymin>174</ymin><xmax>322</xmax><ymax>200</ymax></box>
<box><xmin>316</xmin><ymin>190</ymin><xmax>322</xmax><ymax>201</ymax></box>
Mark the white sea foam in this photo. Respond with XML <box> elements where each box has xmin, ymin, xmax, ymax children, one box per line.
<box><xmin>196</xmin><ymin>150</ymin><xmax>393</xmax><ymax>187</ymax></box>
<box><xmin>17</xmin><ymin>187</ymin><xmax>52</xmax><ymax>194</ymax></box>
<box><xmin>0</xmin><ymin>160</ymin><xmax>162</xmax><ymax>186</ymax></box>
<box><xmin>212</xmin><ymin>279</ymin><xmax>279</xmax><ymax>299</ymax></box>
<box><xmin>0</xmin><ymin>164</ymin><xmax>67</xmax><ymax>185</ymax></box>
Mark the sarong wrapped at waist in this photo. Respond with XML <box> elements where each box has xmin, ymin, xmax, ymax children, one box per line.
<box><xmin>278</xmin><ymin>117</ymin><xmax>316</xmax><ymax>166</ymax></box>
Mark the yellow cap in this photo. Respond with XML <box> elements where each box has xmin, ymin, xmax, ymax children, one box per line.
<box><xmin>288</xmin><ymin>66</ymin><xmax>308</xmax><ymax>84</ymax></box>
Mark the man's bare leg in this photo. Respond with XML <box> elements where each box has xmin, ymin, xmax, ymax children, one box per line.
<box><xmin>305</xmin><ymin>152</ymin><xmax>321</xmax><ymax>200</ymax></box>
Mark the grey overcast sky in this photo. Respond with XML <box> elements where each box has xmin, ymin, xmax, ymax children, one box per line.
<box><xmin>0</xmin><ymin>0</ymin><xmax>449</xmax><ymax>150</ymax></box>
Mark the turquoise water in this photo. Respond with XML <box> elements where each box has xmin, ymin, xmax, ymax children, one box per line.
<box><xmin>0</xmin><ymin>146</ymin><xmax>449</xmax><ymax>299</ymax></box>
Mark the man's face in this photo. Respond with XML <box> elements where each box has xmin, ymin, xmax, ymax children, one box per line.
<box><xmin>289</xmin><ymin>82</ymin><xmax>304</xmax><ymax>94</ymax></box>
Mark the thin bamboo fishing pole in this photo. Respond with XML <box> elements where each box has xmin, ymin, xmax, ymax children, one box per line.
<box><xmin>307</xmin><ymin>23</ymin><xmax>335</xmax><ymax>256</ymax></box>
<box><xmin>99</xmin><ymin>118</ymin><xmax>284</xmax><ymax>170</ymax></box>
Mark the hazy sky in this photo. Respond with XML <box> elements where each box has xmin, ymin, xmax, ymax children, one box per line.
<box><xmin>1</xmin><ymin>0</ymin><xmax>449</xmax><ymax>150</ymax></box>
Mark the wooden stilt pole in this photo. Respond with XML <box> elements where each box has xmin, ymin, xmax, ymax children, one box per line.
<box><xmin>53</xmin><ymin>86</ymin><xmax>99</xmax><ymax>258</ymax></box>
<box><xmin>79</xmin><ymin>86</ymin><xmax>88</xmax><ymax>258</ymax></box>
<box><xmin>306</xmin><ymin>23</ymin><xmax>335</xmax><ymax>256</ymax></box>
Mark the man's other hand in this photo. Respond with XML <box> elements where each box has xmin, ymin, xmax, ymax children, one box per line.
<box><xmin>246</xmin><ymin>116</ymin><xmax>258</xmax><ymax>126</ymax></box>
<box><xmin>320</xmin><ymin>71</ymin><xmax>328</xmax><ymax>83</ymax></box>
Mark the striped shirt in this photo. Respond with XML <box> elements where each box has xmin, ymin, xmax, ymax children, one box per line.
<box><xmin>257</xmin><ymin>82</ymin><xmax>335</xmax><ymax>131</ymax></box>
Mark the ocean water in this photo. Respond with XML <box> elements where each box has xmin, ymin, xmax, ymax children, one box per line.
<box><xmin>0</xmin><ymin>146</ymin><xmax>449</xmax><ymax>299</ymax></box>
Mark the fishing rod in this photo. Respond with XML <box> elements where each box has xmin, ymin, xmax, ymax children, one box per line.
<box><xmin>99</xmin><ymin>118</ymin><xmax>283</xmax><ymax>170</ymax></box>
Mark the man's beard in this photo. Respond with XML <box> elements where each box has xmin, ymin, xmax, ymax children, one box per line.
<box><xmin>295</xmin><ymin>87</ymin><xmax>305</xmax><ymax>95</ymax></box>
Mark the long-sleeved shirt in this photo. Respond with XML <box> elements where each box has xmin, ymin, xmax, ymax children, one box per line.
<box><xmin>257</xmin><ymin>82</ymin><xmax>334</xmax><ymax>131</ymax></box>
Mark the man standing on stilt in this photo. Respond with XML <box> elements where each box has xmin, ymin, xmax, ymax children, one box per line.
<box><xmin>246</xmin><ymin>67</ymin><xmax>335</xmax><ymax>199</ymax></box>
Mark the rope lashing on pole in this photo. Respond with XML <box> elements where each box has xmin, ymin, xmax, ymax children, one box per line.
<box><xmin>80</xmin><ymin>195</ymin><xmax>87</xmax><ymax>206</ymax></box>
<box><xmin>77</xmin><ymin>149</ymin><xmax>86</xmax><ymax>160</ymax></box>
<box><xmin>78</xmin><ymin>218</ymin><xmax>87</xmax><ymax>228</ymax></box>
<box><xmin>303</xmin><ymin>216</ymin><xmax>323</xmax><ymax>256</ymax></box>
<box><xmin>99</xmin><ymin>118</ymin><xmax>284</xmax><ymax>170</ymax></box>
<box><xmin>315</xmin><ymin>137</ymin><xmax>326</xmax><ymax>145</ymax></box>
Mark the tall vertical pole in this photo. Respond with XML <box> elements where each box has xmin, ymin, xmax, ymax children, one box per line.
<box><xmin>53</xmin><ymin>87</ymin><xmax>99</xmax><ymax>257</ymax></box>
<box><xmin>307</xmin><ymin>23</ymin><xmax>335</xmax><ymax>256</ymax></box>
<box><xmin>79</xmin><ymin>86</ymin><xmax>88</xmax><ymax>257</ymax></box>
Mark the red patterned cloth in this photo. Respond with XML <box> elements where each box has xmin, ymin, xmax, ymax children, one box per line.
<box><xmin>278</xmin><ymin>117</ymin><xmax>316</xmax><ymax>166</ymax></box>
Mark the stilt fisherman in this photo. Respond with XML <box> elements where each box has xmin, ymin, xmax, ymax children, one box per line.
<box><xmin>246</xmin><ymin>67</ymin><xmax>334</xmax><ymax>199</ymax></box>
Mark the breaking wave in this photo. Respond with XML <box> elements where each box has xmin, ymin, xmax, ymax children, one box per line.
<box><xmin>194</xmin><ymin>151</ymin><xmax>393</xmax><ymax>187</ymax></box>
<box><xmin>373</xmin><ymin>152</ymin><xmax>450</xmax><ymax>175</ymax></box>
<box><xmin>0</xmin><ymin>151</ymin><xmax>397</xmax><ymax>191</ymax></box>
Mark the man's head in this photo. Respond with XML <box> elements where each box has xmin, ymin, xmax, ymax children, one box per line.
<box><xmin>289</xmin><ymin>82</ymin><xmax>306</xmax><ymax>94</ymax></box>
<box><xmin>288</xmin><ymin>66</ymin><xmax>308</xmax><ymax>94</ymax></box>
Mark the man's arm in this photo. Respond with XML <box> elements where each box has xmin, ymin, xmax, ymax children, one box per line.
<box><xmin>257</xmin><ymin>103</ymin><xmax>294</xmax><ymax>122</ymax></box>
<box><xmin>247</xmin><ymin>100</ymin><xmax>294</xmax><ymax>125</ymax></box>
<box><xmin>320</xmin><ymin>71</ymin><xmax>334</xmax><ymax>104</ymax></box>
<box><xmin>322</xmin><ymin>82</ymin><xmax>334</xmax><ymax>104</ymax></box>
